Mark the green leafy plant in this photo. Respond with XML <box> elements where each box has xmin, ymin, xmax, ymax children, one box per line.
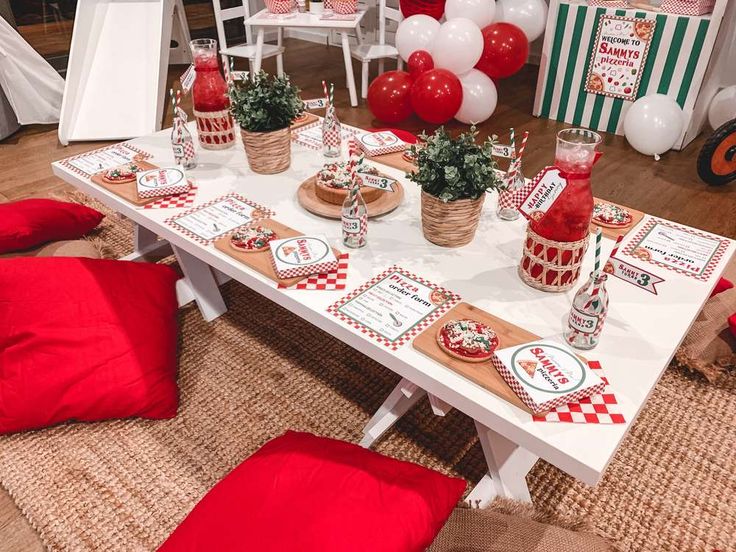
<box><xmin>407</xmin><ymin>126</ymin><xmax>501</xmax><ymax>202</ymax></box>
<box><xmin>229</xmin><ymin>71</ymin><xmax>304</xmax><ymax>133</ymax></box>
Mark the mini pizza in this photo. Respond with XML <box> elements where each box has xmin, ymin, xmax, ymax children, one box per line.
<box><xmin>430</xmin><ymin>289</ymin><xmax>449</xmax><ymax>306</ymax></box>
<box><xmin>517</xmin><ymin>360</ymin><xmax>538</xmax><ymax>379</ymax></box>
<box><xmin>592</xmin><ymin>202</ymin><xmax>633</xmax><ymax>229</ymax></box>
<box><xmin>634</xmin><ymin>20</ymin><xmax>653</xmax><ymax>41</ymax></box>
<box><xmin>402</xmin><ymin>148</ymin><xmax>417</xmax><ymax>165</ymax></box>
<box><xmin>102</xmin><ymin>163</ymin><xmax>142</xmax><ymax>184</ymax></box>
<box><xmin>314</xmin><ymin>160</ymin><xmax>383</xmax><ymax>205</ymax></box>
<box><xmin>603</xmin><ymin>260</ymin><xmax>615</xmax><ymax>275</ymax></box>
<box><xmin>292</xmin><ymin>112</ymin><xmax>309</xmax><ymax>124</ymax></box>
<box><xmin>588</xmin><ymin>73</ymin><xmax>605</xmax><ymax>92</ymax></box>
<box><xmin>229</xmin><ymin>225</ymin><xmax>278</xmax><ymax>253</ymax></box>
<box><xmin>436</xmin><ymin>319</ymin><xmax>499</xmax><ymax>363</ymax></box>
<box><xmin>632</xmin><ymin>247</ymin><xmax>652</xmax><ymax>261</ymax></box>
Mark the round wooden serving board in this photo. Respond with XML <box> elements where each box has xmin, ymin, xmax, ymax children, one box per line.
<box><xmin>297</xmin><ymin>176</ymin><xmax>404</xmax><ymax>220</ymax></box>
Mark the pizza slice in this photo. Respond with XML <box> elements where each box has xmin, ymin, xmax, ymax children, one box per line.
<box><xmin>282</xmin><ymin>246</ymin><xmax>297</xmax><ymax>257</ymax></box>
<box><xmin>517</xmin><ymin>360</ymin><xmax>538</xmax><ymax>379</ymax></box>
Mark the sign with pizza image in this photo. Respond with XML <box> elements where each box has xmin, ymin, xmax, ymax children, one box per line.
<box><xmin>585</xmin><ymin>15</ymin><xmax>656</xmax><ymax>101</ymax></box>
<box><xmin>492</xmin><ymin>340</ymin><xmax>606</xmax><ymax>413</ymax></box>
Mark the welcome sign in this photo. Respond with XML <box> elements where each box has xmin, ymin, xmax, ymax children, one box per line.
<box><xmin>585</xmin><ymin>15</ymin><xmax>656</xmax><ymax>101</ymax></box>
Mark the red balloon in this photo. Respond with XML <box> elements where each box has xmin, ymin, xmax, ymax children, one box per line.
<box><xmin>475</xmin><ymin>23</ymin><xmax>529</xmax><ymax>80</ymax></box>
<box><xmin>407</xmin><ymin>50</ymin><xmax>434</xmax><ymax>79</ymax></box>
<box><xmin>410</xmin><ymin>69</ymin><xmax>463</xmax><ymax>125</ymax></box>
<box><xmin>367</xmin><ymin>71</ymin><xmax>414</xmax><ymax>123</ymax></box>
<box><xmin>399</xmin><ymin>0</ymin><xmax>445</xmax><ymax>20</ymax></box>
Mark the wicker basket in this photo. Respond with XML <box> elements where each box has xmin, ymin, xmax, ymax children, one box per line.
<box><xmin>519</xmin><ymin>226</ymin><xmax>590</xmax><ymax>292</ymax></box>
<box><xmin>420</xmin><ymin>191</ymin><xmax>485</xmax><ymax>248</ymax></box>
<box><xmin>240</xmin><ymin>126</ymin><xmax>291</xmax><ymax>174</ymax></box>
<box><xmin>193</xmin><ymin>109</ymin><xmax>236</xmax><ymax>150</ymax></box>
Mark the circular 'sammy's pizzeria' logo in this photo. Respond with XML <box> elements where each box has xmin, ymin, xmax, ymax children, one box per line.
<box><xmin>275</xmin><ymin>237</ymin><xmax>329</xmax><ymax>266</ymax></box>
<box><xmin>510</xmin><ymin>344</ymin><xmax>586</xmax><ymax>394</ymax></box>
<box><xmin>137</xmin><ymin>168</ymin><xmax>185</xmax><ymax>189</ymax></box>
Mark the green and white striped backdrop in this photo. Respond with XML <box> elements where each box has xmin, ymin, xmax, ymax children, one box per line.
<box><xmin>533</xmin><ymin>2</ymin><xmax>714</xmax><ymax>138</ymax></box>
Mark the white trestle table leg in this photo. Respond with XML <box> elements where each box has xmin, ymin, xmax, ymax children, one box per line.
<box><xmin>467</xmin><ymin>420</ymin><xmax>537</xmax><ymax>507</ymax></box>
<box><xmin>360</xmin><ymin>378</ymin><xmax>426</xmax><ymax>448</ymax></box>
<box><xmin>340</xmin><ymin>31</ymin><xmax>358</xmax><ymax>107</ymax></box>
<box><xmin>172</xmin><ymin>245</ymin><xmax>227</xmax><ymax>322</ymax></box>
<box><xmin>428</xmin><ymin>394</ymin><xmax>452</xmax><ymax>417</ymax></box>
<box><xmin>121</xmin><ymin>223</ymin><xmax>173</xmax><ymax>262</ymax></box>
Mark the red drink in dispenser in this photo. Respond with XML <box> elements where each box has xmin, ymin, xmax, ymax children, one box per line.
<box><xmin>189</xmin><ymin>39</ymin><xmax>235</xmax><ymax>150</ymax></box>
<box><xmin>520</xmin><ymin>129</ymin><xmax>601</xmax><ymax>290</ymax></box>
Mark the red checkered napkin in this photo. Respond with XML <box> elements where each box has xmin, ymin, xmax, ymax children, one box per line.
<box><xmin>533</xmin><ymin>361</ymin><xmax>625</xmax><ymax>424</ymax></box>
<box><xmin>278</xmin><ymin>253</ymin><xmax>349</xmax><ymax>290</ymax></box>
<box><xmin>143</xmin><ymin>184</ymin><xmax>198</xmax><ymax>209</ymax></box>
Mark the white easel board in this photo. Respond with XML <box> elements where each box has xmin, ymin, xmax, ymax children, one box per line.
<box><xmin>58</xmin><ymin>0</ymin><xmax>176</xmax><ymax>144</ymax></box>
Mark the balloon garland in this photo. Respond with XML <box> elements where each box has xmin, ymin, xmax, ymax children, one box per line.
<box><xmin>370</xmin><ymin>0</ymin><xmax>543</xmax><ymax>125</ymax></box>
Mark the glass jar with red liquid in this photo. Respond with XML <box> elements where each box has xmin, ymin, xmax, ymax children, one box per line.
<box><xmin>189</xmin><ymin>39</ymin><xmax>235</xmax><ymax>150</ymax></box>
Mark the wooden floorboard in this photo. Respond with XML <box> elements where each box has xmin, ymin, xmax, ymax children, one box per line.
<box><xmin>0</xmin><ymin>38</ymin><xmax>734</xmax><ymax>552</ymax></box>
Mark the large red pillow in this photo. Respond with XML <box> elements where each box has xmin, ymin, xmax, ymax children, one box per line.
<box><xmin>0</xmin><ymin>198</ymin><xmax>103</xmax><ymax>253</ymax></box>
<box><xmin>158</xmin><ymin>431</ymin><xmax>466</xmax><ymax>552</ymax></box>
<box><xmin>0</xmin><ymin>257</ymin><xmax>180</xmax><ymax>434</ymax></box>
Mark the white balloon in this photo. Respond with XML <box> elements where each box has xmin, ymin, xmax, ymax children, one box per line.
<box><xmin>395</xmin><ymin>15</ymin><xmax>441</xmax><ymax>62</ymax></box>
<box><xmin>455</xmin><ymin>69</ymin><xmax>498</xmax><ymax>124</ymax></box>
<box><xmin>708</xmin><ymin>85</ymin><xmax>736</xmax><ymax>130</ymax></box>
<box><xmin>623</xmin><ymin>94</ymin><xmax>684</xmax><ymax>158</ymax></box>
<box><xmin>495</xmin><ymin>0</ymin><xmax>547</xmax><ymax>42</ymax></box>
<box><xmin>445</xmin><ymin>0</ymin><xmax>496</xmax><ymax>28</ymax></box>
<box><xmin>431</xmin><ymin>19</ymin><xmax>484</xmax><ymax>75</ymax></box>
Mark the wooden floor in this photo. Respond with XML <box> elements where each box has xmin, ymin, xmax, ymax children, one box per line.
<box><xmin>1</xmin><ymin>37</ymin><xmax>734</xmax><ymax>551</ymax></box>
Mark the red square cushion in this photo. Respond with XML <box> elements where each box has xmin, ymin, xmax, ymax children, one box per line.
<box><xmin>0</xmin><ymin>257</ymin><xmax>180</xmax><ymax>434</ymax></box>
<box><xmin>0</xmin><ymin>198</ymin><xmax>103</xmax><ymax>253</ymax></box>
<box><xmin>158</xmin><ymin>431</ymin><xmax>466</xmax><ymax>552</ymax></box>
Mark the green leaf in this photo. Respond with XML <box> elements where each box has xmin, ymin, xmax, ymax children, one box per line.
<box><xmin>229</xmin><ymin>71</ymin><xmax>304</xmax><ymax>132</ymax></box>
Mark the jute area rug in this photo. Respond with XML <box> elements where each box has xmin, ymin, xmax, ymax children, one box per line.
<box><xmin>1</xmin><ymin>200</ymin><xmax>735</xmax><ymax>552</ymax></box>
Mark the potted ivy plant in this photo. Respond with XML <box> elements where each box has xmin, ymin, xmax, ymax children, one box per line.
<box><xmin>407</xmin><ymin>127</ymin><xmax>501</xmax><ymax>247</ymax></box>
<box><xmin>229</xmin><ymin>71</ymin><xmax>304</xmax><ymax>174</ymax></box>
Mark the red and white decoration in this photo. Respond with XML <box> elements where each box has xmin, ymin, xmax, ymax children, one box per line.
<box><xmin>142</xmin><ymin>184</ymin><xmax>198</xmax><ymax>210</ymax></box>
<box><xmin>269</xmin><ymin>235</ymin><xmax>339</xmax><ymax>279</ymax></box>
<box><xmin>136</xmin><ymin>167</ymin><xmax>191</xmax><ymax>199</ymax></box>
<box><xmin>60</xmin><ymin>143</ymin><xmax>151</xmax><ymax>178</ymax></box>
<box><xmin>278</xmin><ymin>253</ymin><xmax>350</xmax><ymax>290</ymax></box>
<box><xmin>357</xmin><ymin>131</ymin><xmax>407</xmax><ymax>156</ymax></box>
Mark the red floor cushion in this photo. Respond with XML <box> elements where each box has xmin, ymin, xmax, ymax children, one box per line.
<box><xmin>0</xmin><ymin>198</ymin><xmax>103</xmax><ymax>253</ymax></box>
<box><xmin>0</xmin><ymin>257</ymin><xmax>180</xmax><ymax>434</ymax></box>
<box><xmin>158</xmin><ymin>431</ymin><xmax>466</xmax><ymax>552</ymax></box>
<box><xmin>711</xmin><ymin>277</ymin><xmax>734</xmax><ymax>297</ymax></box>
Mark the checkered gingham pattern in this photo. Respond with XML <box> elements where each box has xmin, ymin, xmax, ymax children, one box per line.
<box><xmin>327</xmin><ymin>266</ymin><xmax>461</xmax><ymax>351</ymax></box>
<box><xmin>533</xmin><ymin>361</ymin><xmax>626</xmax><ymax>424</ymax></box>
<box><xmin>59</xmin><ymin>143</ymin><xmax>151</xmax><ymax>178</ymax></box>
<box><xmin>497</xmin><ymin>166</ymin><xmax>549</xmax><ymax>212</ymax></box>
<box><xmin>291</xmin><ymin>121</ymin><xmax>364</xmax><ymax>151</ymax></box>
<box><xmin>491</xmin><ymin>355</ymin><xmax>607</xmax><ymax>415</ymax></box>
<box><xmin>278</xmin><ymin>253</ymin><xmax>349</xmax><ymax>290</ymax></box>
<box><xmin>142</xmin><ymin>184</ymin><xmax>198</xmax><ymax>210</ymax></box>
<box><xmin>165</xmin><ymin>193</ymin><xmax>275</xmax><ymax>245</ymax></box>
<box><xmin>357</xmin><ymin>135</ymin><xmax>406</xmax><ymax>157</ymax></box>
<box><xmin>661</xmin><ymin>0</ymin><xmax>715</xmax><ymax>15</ymax></box>
<box><xmin>622</xmin><ymin>217</ymin><xmax>730</xmax><ymax>282</ymax></box>
<box><xmin>272</xmin><ymin>257</ymin><xmax>339</xmax><ymax>280</ymax></box>
<box><xmin>137</xmin><ymin>181</ymin><xmax>191</xmax><ymax>199</ymax></box>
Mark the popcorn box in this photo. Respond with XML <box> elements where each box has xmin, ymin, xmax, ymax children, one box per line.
<box><xmin>136</xmin><ymin>167</ymin><xmax>190</xmax><ymax>199</ymax></box>
<box><xmin>491</xmin><ymin>339</ymin><xmax>606</xmax><ymax>414</ymax></box>
<box><xmin>358</xmin><ymin>131</ymin><xmax>406</xmax><ymax>156</ymax></box>
<box><xmin>269</xmin><ymin>234</ymin><xmax>338</xmax><ymax>279</ymax></box>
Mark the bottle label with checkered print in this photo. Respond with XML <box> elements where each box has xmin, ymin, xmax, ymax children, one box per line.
<box><xmin>170</xmin><ymin>119</ymin><xmax>197</xmax><ymax>170</ymax></box>
<box><xmin>341</xmin><ymin>185</ymin><xmax>367</xmax><ymax>249</ymax></box>
<box><xmin>564</xmin><ymin>272</ymin><xmax>609</xmax><ymax>350</ymax></box>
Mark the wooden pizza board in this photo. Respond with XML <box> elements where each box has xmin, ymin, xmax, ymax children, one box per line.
<box><xmin>297</xmin><ymin>176</ymin><xmax>404</xmax><ymax>220</ymax></box>
<box><xmin>413</xmin><ymin>302</ymin><xmax>541</xmax><ymax>414</ymax></box>
<box><xmin>91</xmin><ymin>160</ymin><xmax>192</xmax><ymax>207</ymax></box>
<box><xmin>590</xmin><ymin>198</ymin><xmax>645</xmax><ymax>240</ymax></box>
<box><xmin>290</xmin><ymin>112</ymin><xmax>319</xmax><ymax>131</ymax></box>
<box><xmin>213</xmin><ymin>218</ymin><xmax>342</xmax><ymax>287</ymax></box>
<box><xmin>368</xmin><ymin>150</ymin><xmax>416</xmax><ymax>173</ymax></box>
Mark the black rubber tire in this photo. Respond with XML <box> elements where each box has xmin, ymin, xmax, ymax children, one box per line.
<box><xmin>697</xmin><ymin>119</ymin><xmax>736</xmax><ymax>186</ymax></box>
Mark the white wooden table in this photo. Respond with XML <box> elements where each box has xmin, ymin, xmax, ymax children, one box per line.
<box><xmin>52</xmin><ymin>123</ymin><xmax>735</xmax><ymax>507</ymax></box>
<box><xmin>244</xmin><ymin>9</ymin><xmax>367</xmax><ymax>107</ymax></box>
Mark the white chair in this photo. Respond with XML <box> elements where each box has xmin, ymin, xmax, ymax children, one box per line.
<box><xmin>212</xmin><ymin>0</ymin><xmax>285</xmax><ymax>76</ymax></box>
<box><xmin>351</xmin><ymin>0</ymin><xmax>403</xmax><ymax>99</ymax></box>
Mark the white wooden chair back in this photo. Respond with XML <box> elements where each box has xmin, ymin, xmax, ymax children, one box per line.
<box><xmin>211</xmin><ymin>0</ymin><xmax>254</xmax><ymax>49</ymax></box>
<box><xmin>378</xmin><ymin>0</ymin><xmax>402</xmax><ymax>46</ymax></box>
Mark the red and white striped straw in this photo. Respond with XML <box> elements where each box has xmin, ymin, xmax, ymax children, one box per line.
<box><xmin>609</xmin><ymin>234</ymin><xmax>624</xmax><ymax>259</ymax></box>
<box><xmin>175</xmin><ymin>89</ymin><xmax>182</xmax><ymax>108</ymax></box>
<box><xmin>584</xmin><ymin>233</ymin><xmax>623</xmax><ymax>310</ymax></box>
<box><xmin>321</xmin><ymin>80</ymin><xmax>330</xmax><ymax>106</ymax></box>
<box><xmin>506</xmin><ymin>130</ymin><xmax>529</xmax><ymax>184</ymax></box>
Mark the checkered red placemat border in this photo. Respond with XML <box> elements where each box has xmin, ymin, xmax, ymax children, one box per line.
<box><xmin>327</xmin><ymin>266</ymin><xmax>461</xmax><ymax>351</ymax></box>
<box><xmin>165</xmin><ymin>193</ymin><xmax>275</xmax><ymax>245</ymax></box>
<box><xmin>533</xmin><ymin>361</ymin><xmax>625</xmax><ymax>424</ymax></box>
<box><xmin>58</xmin><ymin>143</ymin><xmax>151</xmax><ymax>178</ymax></box>
<box><xmin>291</xmin><ymin>121</ymin><xmax>365</xmax><ymax>151</ymax></box>
<box><xmin>622</xmin><ymin>217</ymin><xmax>730</xmax><ymax>282</ymax></box>
<box><xmin>142</xmin><ymin>184</ymin><xmax>198</xmax><ymax>209</ymax></box>
<box><xmin>278</xmin><ymin>253</ymin><xmax>349</xmax><ymax>290</ymax></box>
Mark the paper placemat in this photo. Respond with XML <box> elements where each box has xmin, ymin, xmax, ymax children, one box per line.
<box><xmin>60</xmin><ymin>143</ymin><xmax>152</xmax><ymax>178</ymax></box>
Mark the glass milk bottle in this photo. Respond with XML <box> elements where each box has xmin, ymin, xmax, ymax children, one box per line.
<box><xmin>322</xmin><ymin>105</ymin><xmax>342</xmax><ymax>158</ymax></box>
<box><xmin>341</xmin><ymin>179</ymin><xmax>367</xmax><ymax>248</ymax></box>
<box><xmin>564</xmin><ymin>272</ymin><xmax>609</xmax><ymax>350</ymax></box>
<box><xmin>171</xmin><ymin>118</ymin><xmax>197</xmax><ymax>170</ymax></box>
<box><xmin>496</xmin><ymin>168</ymin><xmax>525</xmax><ymax>221</ymax></box>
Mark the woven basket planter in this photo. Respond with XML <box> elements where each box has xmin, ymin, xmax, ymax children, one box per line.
<box><xmin>519</xmin><ymin>226</ymin><xmax>590</xmax><ymax>292</ymax></box>
<box><xmin>240</xmin><ymin>126</ymin><xmax>291</xmax><ymax>174</ymax></box>
<box><xmin>420</xmin><ymin>191</ymin><xmax>485</xmax><ymax>248</ymax></box>
<box><xmin>194</xmin><ymin>109</ymin><xmax>236</xmax><ymax>150</ymax></box>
